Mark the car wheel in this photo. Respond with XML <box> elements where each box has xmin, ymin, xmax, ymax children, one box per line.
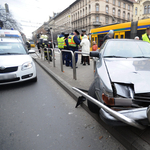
<box><xmin>87</xmin><ymin>82</ymin><xmax>100</xmax><ymax>114</ymax></box>
<box><xmin>31</xmin><ymin>76</ymin><xmax>37</xmax><ymax>82</ymax></box>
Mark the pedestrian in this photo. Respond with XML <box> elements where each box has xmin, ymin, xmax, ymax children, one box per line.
<box><xmin>64</xmin><ymin>33</ymin><xmax>70</xmax><ymax>67</ymax></box>
<box><xmin>134</xmin><ymin>36</ymin><xmax>139</xmax><ymax>40</ymax></box>
<box><xmin>68</xmin><ymin>30</ymin><xmax>80</xmax><ymax>68</ymax></box>
<box><xmin>36</xmin><ymin>41</ymin><xmax>41</xmax><ymax>53</ymax></box>
<box><xmin>57</xmin><ymin>32</ymin><xmax>65</xmax><ymax>64</ymax></box>
<box><xmin>103</xmin><ymin>30</ymin><xmax>114</xmax><ymax>43</ymax></box>
<box><xmin>80</xmin><ymin>35</ymin><xmax>90</xmax><ymax>66</ymax></box>
<box><xmin>142</xmin><ymin>27</ymin><xmax>150</xmax><ymax>43</ymax></box>
<box><xmin>92</xmin><ymin>41</ymin><xmax>98</xmax><ymax>51</ymax></box>
<box><xmin>79</xmin><ymin>29</ymin><xmax>89</xmax><ymax>64</ymax></box>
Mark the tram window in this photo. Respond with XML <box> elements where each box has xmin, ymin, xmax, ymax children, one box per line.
<box><xmin>125</xmin><ymin>31</ymin><xmax>131</xmax><ymax>39</ymax></box>
<box><xmin>121</xmin><ymin>35</ymin><xmax>124</xmax><ymax>39</ymax></box>
<box><xmin>98</xmin><ymin>34</ymin><xmax>106</xmax><ymax>47</ymax></box>
<box><xmin>115</xmin><ymin>35</ymin><xmax>118</xmax><ymax>39</ymax></box>
<box><xmin>137</xmin><ymin>30</ymin><xmax>145</xmax><ymax>39</ymax></box>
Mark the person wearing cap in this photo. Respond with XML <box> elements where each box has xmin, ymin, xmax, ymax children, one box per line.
<box><xmin>103</xmin><ymin>30</ymin><xmax>114</xmax><ymax>43</ymax></box>
<box><xmin>68</xmin><ymin>30</ymin><xmax>81</xmax><ymax>68</ymax></box>
<box><xmin>57</xmin><ymin>32</ymin><xmax>65</xmax><ymax>64</ymax></box>
<box><xmin>142</xmin><ymin>27</ymin><xmax>150</xmax><ymax>43</ymax></box>
<box><xmin>134</xmin><ymin>36</ymin><xmax>139</xmax><ymax>40</ymax></box>
<box><xmin>64</xmin><ymin>33</ymin><xmax>70</xmax><ymax>66</ymax></box>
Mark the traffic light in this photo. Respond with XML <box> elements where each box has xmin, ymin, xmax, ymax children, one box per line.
<box><xmin>37</xmin><ymin>34</ymin><xmax>40</xmax><ymax>39</ymax></box>
<box><xmin>0</xmin><ymin>20</ymin><xmax>3</xmax><ymax>28</ymax></box>
<box><xmin>46</xmin><ymin>28</ymin><xmax>50</xmax><ymax>35</ymax></box>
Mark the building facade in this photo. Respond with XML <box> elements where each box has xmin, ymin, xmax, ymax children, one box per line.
<box><xmin>33</xmin><ymin>0</ymin><xmax>133</xmax><ymax>41</ymax></box>
<box><xmin>133</xmin><ymin>0</ymin><xmax>150</xmax><ymax>21</ymax></box>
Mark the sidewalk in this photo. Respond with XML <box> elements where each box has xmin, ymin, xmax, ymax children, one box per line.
<box><xmin>31</xmin><ymin>50</ymin><xmax>150</xmax><ymax>150</ymax></box>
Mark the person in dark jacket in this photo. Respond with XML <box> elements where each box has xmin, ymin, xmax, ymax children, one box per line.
<box><xmin>68</xmin><ymin>30</ymin><xmax>80</xmax><ymax>68</ymax></box>
<box><xmin>103</xmin><ymin>30</ymin><xmax>114</xmax><ymax>43</ymax></box>
<box><xmin>64</xmin><ymin>33</ymin><xmax>70</xmax><ymax>66</ymax></box>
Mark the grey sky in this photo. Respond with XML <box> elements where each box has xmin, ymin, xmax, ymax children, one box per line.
<box><xmin>1</xmin><ymin>0</ymin><xmax>75</xmax><ymax>38</ymax></box>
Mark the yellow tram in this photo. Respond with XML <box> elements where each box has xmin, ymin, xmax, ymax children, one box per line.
<box><xmin>90</xmin><ymin>18</ymin><xmax>150</xmax><ymax>50</ymax></box>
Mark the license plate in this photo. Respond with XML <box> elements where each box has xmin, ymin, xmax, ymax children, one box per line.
<box><xmin>0</xmin><ymin>74</ymin><xmax>17</xmax><ymax>80</ymax></box>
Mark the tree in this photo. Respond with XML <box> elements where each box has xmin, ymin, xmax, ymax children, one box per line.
<box><xmin>0</xmin><ymin>6</ymin><xmax>22</xmax><ymax>31</ymax></box>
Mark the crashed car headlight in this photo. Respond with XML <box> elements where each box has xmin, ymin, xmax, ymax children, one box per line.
<box><xmin>22</xmin><ymin>62</ymin><xmax>33</xmax><ymax>70</ymax></box>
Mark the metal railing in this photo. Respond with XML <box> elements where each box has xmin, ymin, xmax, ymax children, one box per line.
<box><xmin>74</xmin><ymin>51</ymin><xmax>90</xmax><ymax>80</ymax></box>
<box><xmin>60</xmin><ymin>50</ymin><xmax>75</xmax><ymax>79</ymax></box>
<box><xmin>37</xmin><ymin>48</ymin><xmax>95</xmax><ymax>80</ymax></box>
<box><xmin>72</xmin><ymin>87</ymin><xmax>146</xmax><ymax>130</ymax></box>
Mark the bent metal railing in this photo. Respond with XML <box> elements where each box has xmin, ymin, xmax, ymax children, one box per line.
<box><xmin>72</xmin><ymin>87</ymin><xmax>146</xmax><ymax>130</ymax></box>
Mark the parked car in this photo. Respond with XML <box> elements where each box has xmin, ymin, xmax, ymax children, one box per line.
<box><xmin>86</xmin><ymin>39</ymin><xmax>150</xmax><ymax>127</ymax></box>
<box><xmin>0</xmin><ymin>38</ymin><xmax>37</xmax><ymax>85</ymax></box>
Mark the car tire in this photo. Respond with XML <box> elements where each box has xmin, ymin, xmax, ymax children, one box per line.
<box><xmin>87</xmin><ymin>82</ymin><xmax>100</xmax><ymax>114</ymax></box>
<box><xmin>31</xmin><ymin>76</ymin><xmax>37</xmax><ymax>82</ymax></box>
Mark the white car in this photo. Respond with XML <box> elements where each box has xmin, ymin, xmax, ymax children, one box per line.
<box><xmin>0</xmin><ymin>38</ymin><xmax>37</xmax><ymax>85</ymax></box>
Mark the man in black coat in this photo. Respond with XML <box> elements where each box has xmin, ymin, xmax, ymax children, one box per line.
<box><xmin>103</xmin><ymin>30</ymin><xmax>114</xmax><ymax>43</ymax></box>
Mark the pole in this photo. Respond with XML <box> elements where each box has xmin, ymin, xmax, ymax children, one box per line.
<box><xmin>50</xmin><ymin>28</ymin><xmax>55</xmax><ymax>67</ymax></box>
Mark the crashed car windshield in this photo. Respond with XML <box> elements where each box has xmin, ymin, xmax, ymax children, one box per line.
<box><xmin>104</xmin><ymin>40</ymin><xmax>150</xmax><ymax>58</ymax></box>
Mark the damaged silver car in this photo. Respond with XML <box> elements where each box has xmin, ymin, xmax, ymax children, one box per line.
<box><xmin>73</xmin><ymin>39</ymin><xmax>150</xmax><ymax>129</ymax></box>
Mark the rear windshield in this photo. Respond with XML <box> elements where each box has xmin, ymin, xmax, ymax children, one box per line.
<box><xmin>104</xmin><ymin>41</ymin><xmax>150</xmax><ymax>58</ymax></box>
<box><xmin>0</xmin><ymin>42</ymin><xmax>27</xmax><ymax>55</ymax></box>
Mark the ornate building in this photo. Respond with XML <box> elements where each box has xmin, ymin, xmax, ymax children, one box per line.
<box><xmin>133</xmin><ymin>0</ymin><xmax>150</xmax><ymax>21</ymax></box>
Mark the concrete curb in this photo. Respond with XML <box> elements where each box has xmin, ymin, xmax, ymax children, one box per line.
<box><xmin>34</xmin><ymin>58</ymin><xmax>150</xmax><ymax>150</ymax></box>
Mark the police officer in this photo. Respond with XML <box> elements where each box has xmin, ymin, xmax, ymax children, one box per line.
<box><xmin>64</xmin><ymin>33</ymin><xmax>70</xmax><ymax>66</ymax></box>
<box><xmin>57</xmin><ymin>32</ymin><xmax>65</xmax><ymax>64</ymax></box>
<box><xmin>142</xmin><ymin>27</ymin><xmax>150</xmax><ymax>43</ymax></box>
<box><xmin>68</xmin><ymin>30</ymin><xmax>80</xmax><ymax>68</ymax></box>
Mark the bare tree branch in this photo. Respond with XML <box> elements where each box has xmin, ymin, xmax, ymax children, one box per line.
<box><xmin>0</xmin><ymin>7</ymin><xmax>22</xmax><ymax>31</ymax></box>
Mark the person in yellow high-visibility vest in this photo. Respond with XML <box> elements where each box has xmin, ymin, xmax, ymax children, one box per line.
<box><xmin>142</xmin><ymin>27</ymin><xmax>150</xmax><ymax>43</ymax></box>
<box><xmin>57</xmin><ymin>32</ymin><xmax>65</xmax><ymax>64</ymax></box>
<box><xmin>68</xmin><ymin>30</ymin><xmax>80</xmax><ymax>68</ymax></box>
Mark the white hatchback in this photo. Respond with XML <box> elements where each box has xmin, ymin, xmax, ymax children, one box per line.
<box><xmin>0</xmin><ymin>38</ymin><xmax>37</xmax><ymax>85</ymax></box>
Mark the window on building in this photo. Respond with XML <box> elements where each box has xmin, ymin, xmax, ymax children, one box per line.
<box><xmin>106</xmin><ymin>17</ymin><xmax>109</xmax><ymax>24</ymax></box>
<box><xmin>148</xmin><ymin>5</ymin><xmax>150</xmax><ymax>14</ymax></box>
<box><xmin>96</xmin><ymin>16</ymin><xmax>99</xmax><ymax>22</ymax></box>
<box><xmin>113</xmin><ymin>8</ymin><xmax>115</xmax><ymax>15</ymax></box>
<box><xmin>113</xmin><ymin>0</ymin><xmax>116</xmax><ymax>5</ymax></box>
<box><xmin>128</xmin><ymin>5</ymin><xmax>130</xmax><ymax>10</ymax></box>
<box><xmin>144</xmin><ymin>6</ymin><xmax>147</xmax><ymax>14</ymax></box>
<box><xmin>128</xmin><ymin>13</ymin><xmax>130</xmax><ymax>20</ymax></box>
<box><xmin>118</xmin><ymin>9</ymin><xmax>121</xmax><ymax>17</ymax></box>
<box><xmin>96</xmin><ymin>4</ymin><xmax>99</xmax><ymax>11</ymax></box>
<box><xmin>83</xmin><ymin>9</ymin><xmax>84</xmax><ymax>15</ymax></box>
<box><xmin>78</xmin><ymin>12</ymin><xmax>79</xmax><ymax>18</ymax></box>
<box><xmin>86</xmin><ymin>7</ymin><xmax>87</xmax><ymax>14</ymax></box>
<box><xmin>106</xmin><ymin>5</ymin><xmax>109</xmax><ymax>13</ymax></box>
<box><xmin>106</xmin><ymin>0</ymin><xmax>109</xmax><ymax>2</ymax></box>
<box><xmin>89</xmin><ymin>17</ymin><xmax>91</xmax><ymax>24</ymax></box>
<box><xmin>89</xmin><ymin>5</ymin><xmax>91</xmax><ymax>13</ymax></box>
<box><xmin>123</xmin><ymin>11</ymin><xmax>125</xmax><ymax>19</ymax></box>
<box><xmin>81</xmin><ymin>10</ymin><xmax>82</xmax><ymax>17</ymax></box>
<box><xmin>123</xmin><ymin>3</ymin><xmax>126</xmax><ymax>9</ymax></box>
<box><xmin>118</xmin><ymin>1</ymin><xmax>121</xmax><ymax>7</ymax></box>
<box><xmin>118</xmin><ymin>19</ymin><xmax>120</xmax><ymax>23</ymax></box>
<box><xmin>135</xmin><ymin>7</ymin><xmax>137</xmax><ymax>15</ymax></box>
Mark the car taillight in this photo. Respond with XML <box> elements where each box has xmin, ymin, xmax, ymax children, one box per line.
<box><xmin>102</xmin><ymin>93</ymin><xmax>115</xmax><ymax>106</ymax></box>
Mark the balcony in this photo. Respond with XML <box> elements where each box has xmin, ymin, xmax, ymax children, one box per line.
<box><xmin>93</xmin><ymin>21</ymin><xmax>101</xmax><ymax>26</ymax></box>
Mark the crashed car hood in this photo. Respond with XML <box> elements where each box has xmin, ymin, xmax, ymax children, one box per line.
<box><xmin>104</xmin><ymin>58</ymin><xmax>150</xmax><ymax>94</ymax></box>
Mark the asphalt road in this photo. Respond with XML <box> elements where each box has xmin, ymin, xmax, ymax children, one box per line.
<box><xmin>0</xmin><ymin>63</ymin><xmax>126</xmax><ymax>150</ymax></box>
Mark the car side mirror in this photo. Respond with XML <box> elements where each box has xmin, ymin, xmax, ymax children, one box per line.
<box><xmin>90</xmin><ymin>51</ymin><xmax>100</xmax><ymax>58</ymax></box>
<box><xmin>28</xmin><ymin>50</ymin><xmax>35</xmax><ymax>54</ymax></box>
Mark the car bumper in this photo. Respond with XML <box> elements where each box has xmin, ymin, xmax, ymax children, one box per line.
<box><xmin>0</xmin><ymin>65</ymin><xmax>36</xmax><ymax>85</ymax></box>
<box><xmin>100</xmin><ymin>108</ymin><xmax>149</xmax><ymax>127</ymax></box>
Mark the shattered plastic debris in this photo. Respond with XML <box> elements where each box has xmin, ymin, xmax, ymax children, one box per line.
<box><xmin>68</xmin><ymin>112</ymin><xmax>73</xmax><ymax>115</ymax></box>
<box><xmin>99</xmin><ymin>136</ymin><xmax>103</xmax><ymax>140</ymax></box>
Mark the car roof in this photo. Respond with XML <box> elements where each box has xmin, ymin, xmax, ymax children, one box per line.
<box><xmin>0</xmin><ymin>38</ymin><xmax>22</xmax><ymax>43</ymax></box>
